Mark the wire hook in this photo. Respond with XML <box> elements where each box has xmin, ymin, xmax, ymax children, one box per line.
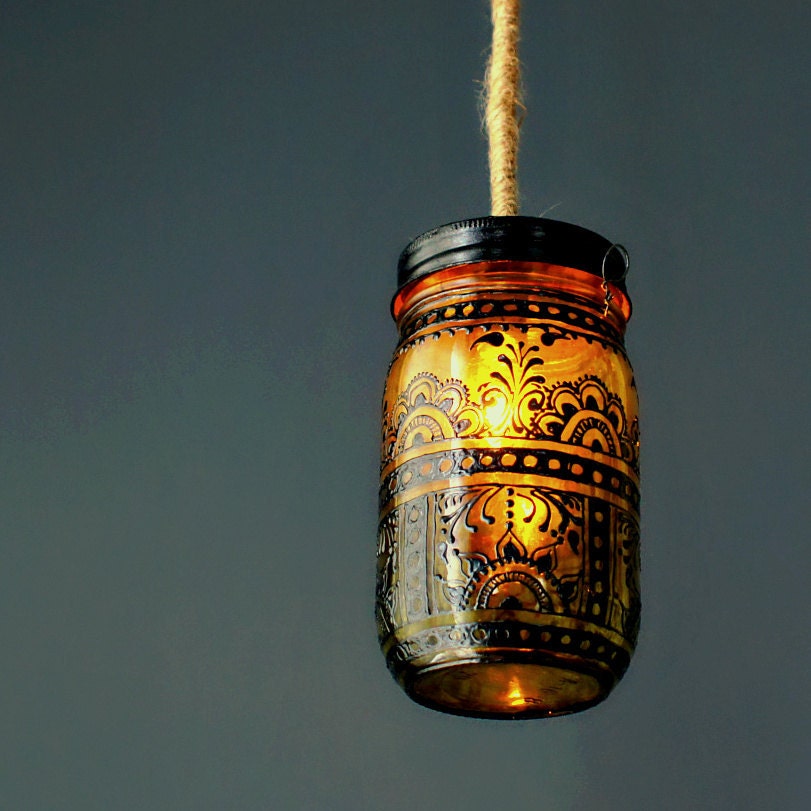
<box><xmin>601</xmin><ymin>243</ymin><xmax>629</xmax><ymax>315</ymax></box>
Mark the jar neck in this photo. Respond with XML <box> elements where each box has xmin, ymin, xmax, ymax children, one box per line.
<box><xmin>392</xmin><ymin>261</ymin><xmax>631</xmax><ymax>336</ymax></box>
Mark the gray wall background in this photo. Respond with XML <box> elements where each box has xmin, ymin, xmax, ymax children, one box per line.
<box><xmin>2</xmin><ymin>1</ymin><xmax>808</xmax><ymax>808</ymax></box>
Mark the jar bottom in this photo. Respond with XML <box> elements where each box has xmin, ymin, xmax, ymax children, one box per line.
<box><xmin>406</xmin><ymin>661</ymin><xmax>607</xmax><ymax>719</ymax></box>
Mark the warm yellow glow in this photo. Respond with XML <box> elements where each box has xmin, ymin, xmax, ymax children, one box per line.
<box><xmin>482</xmin><ymin>397</ymin><xmax>509</xmax><ymax>433</ymax></box>
<box><xmin>507</xmin><ymin>678</ymin><xmax>526</xmax><ymax>707</ymax></box>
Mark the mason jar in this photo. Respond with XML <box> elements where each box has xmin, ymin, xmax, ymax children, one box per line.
<box><xmin>376</xmin><ymin>217</ymin><xmax>640</xmax><ymax>718</ymax></box>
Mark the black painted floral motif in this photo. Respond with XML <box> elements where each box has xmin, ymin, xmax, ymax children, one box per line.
<box><xmin>433</xmin><ymin>484</ymin><xmax>585</xmax><ymax>615</ymax></box>
<box><xmin>383</xmin><ymin>374</ymin><xmax>483</xmax><ymax>461</ymax></box>
<box><xmin>533</xmin><ymin>376</ymin><xmax>639</xmax><ymax>470</ymax></box>
<box><xmin>616</xmin><ymin>512</ymin><xmax>641</xmax><ymax>642</ymax></box>
<box><xmin>383</xmin><ymin>334</ymin><xmax>638</xmax><ymax>470</ymax></box>
<box><xmin>375</xmin><ymin>512</ymin><xmax>399</xmax><ymax>636</ymax></box>
<box><xmin>471</xmin><ymin>333</ymin><xmax>546</xmax><ymax>436</ymax></box>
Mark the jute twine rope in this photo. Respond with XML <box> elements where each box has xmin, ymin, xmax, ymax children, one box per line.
<box><xmin>484</xmin><ymin>0</ymin><xmax>523</xmax><ymax>216</ymax></box>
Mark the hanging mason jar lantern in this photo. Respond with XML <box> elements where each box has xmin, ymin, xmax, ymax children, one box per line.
<box><xmin>376</xmin><ymin>216</ymin><xmax>640</xmax><ymax>718</ymax></box>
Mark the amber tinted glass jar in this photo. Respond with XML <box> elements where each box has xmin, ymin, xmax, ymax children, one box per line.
<box><xmin>377</xmin><ymin>218</ymin><xmax>640</xmax><ymax>718</ymax></box>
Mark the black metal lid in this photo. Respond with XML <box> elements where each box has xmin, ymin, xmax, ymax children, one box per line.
<box><xmin>397</xmin><ymin>216</ymin><xmax>629</xmax><ymax>295</ymax></box>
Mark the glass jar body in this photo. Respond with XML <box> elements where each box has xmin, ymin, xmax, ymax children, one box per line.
<box><xmin>377</xmin><ymin>261</ymin><xmax>640</xmax><ymax>718</ymax></box>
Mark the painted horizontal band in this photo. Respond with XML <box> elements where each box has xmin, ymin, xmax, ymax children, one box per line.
<box><xmin>379</xmin><ymin>441</ymin><xmax>639</xmax><ymax>517</ymax></box>
<box><xmin>382</xmin><ymin>614</ymin><xmax>633</xmax><ymax>682</ymax></box>
<box><xmin>383</xmin><ymin>609</ymin><xmax>633</xmax><ymax>654</ymax></box>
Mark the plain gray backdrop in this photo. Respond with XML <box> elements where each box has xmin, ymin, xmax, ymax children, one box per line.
<box><xmin>2</xmin><ymin>1</ymin><xmax>809</xmax><ymax>808</ymax></box>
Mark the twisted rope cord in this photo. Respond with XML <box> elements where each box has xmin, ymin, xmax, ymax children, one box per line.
<box><xmin>485</xmin><ymin>0</ymin><xmax>523</xmax><ymax>216</ymax></box>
